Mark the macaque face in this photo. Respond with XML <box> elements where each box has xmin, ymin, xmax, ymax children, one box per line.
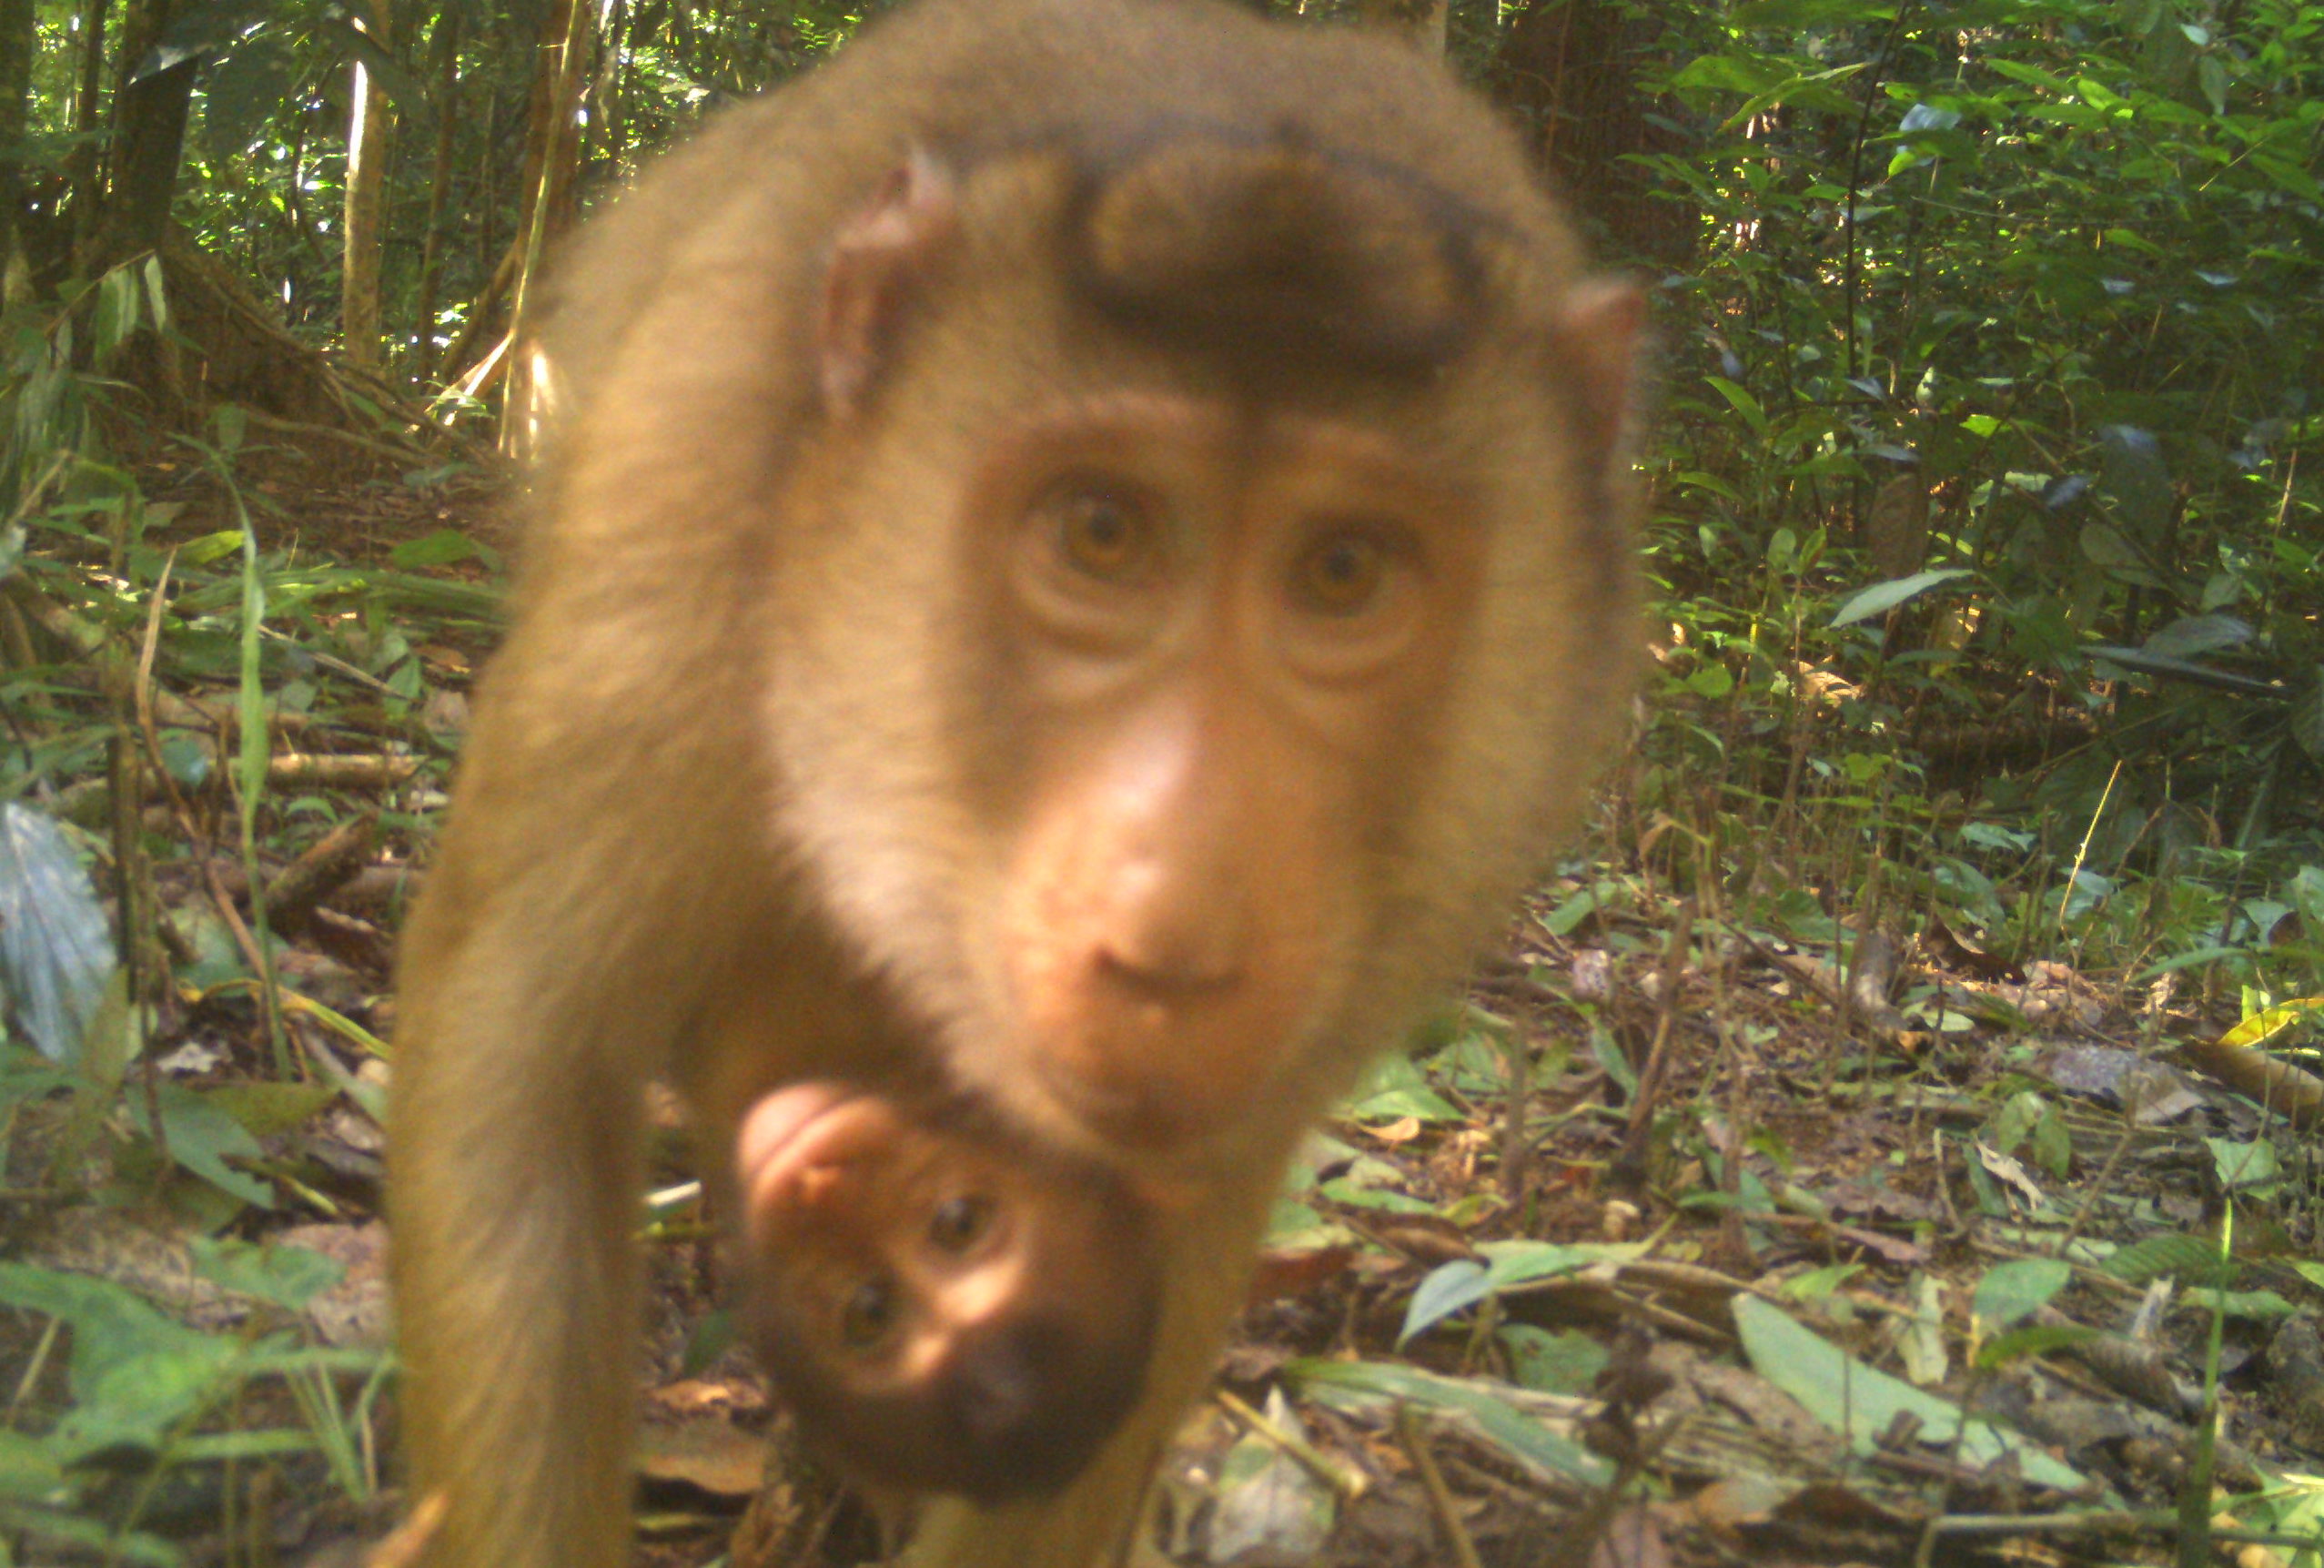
<box><xmin>963</xmin><ymin>396</ymin><xmax>1488</xmax><ymax>1154</ymax></box>
<box><xmin>769</xmin><ymin>362</ymin><xmax>1551</xmax><ymax>1184</ymax></box>
<box><xmin>736</xmin><ymin>1084</ymin><xmax>1158</xmax><ymax>1502</ymax></box>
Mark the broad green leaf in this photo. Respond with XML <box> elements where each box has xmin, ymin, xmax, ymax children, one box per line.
<box><xmin>1703</xmin><ymin>376</ymin><xmax>1771</xmax><ymax>437</ymax></box>
<box><xmin>1685</xmin><ymin>663</ymin><xmax>1735</xmax><ymax>699</ymax></box>
<box><xmin>0</xmin><ymin>804</ymin><xmax>116</xmax><ymax>1063</ymax></box>
<box><xmin>2143</xmin><ymin>614</ymin><xmax>2252</xmax><ymax>658</ymax></box>
<box><xmin>188</xmin><ymin>1236</ymin><xmax>345</xmax><ymax>1310</ymax></box>
<box><xmin>2103</xmin><ymin>1232</ymin><xmax>2233</xmax><ymax>1287</ymax></box>
<box><xmin>2190</xmin><ymin>1289</ymin><xmax>2297</xmax><ymax>1320</ymax></box>
<box><xmin>2289</xmin><ymin>671</ymin><xmax>2324</xmax><ymax>762</ymax></box>
<box><xmin>0</xmin><ymin>1428</ymin><xmax>72</xmax><ymax>1505</ymax></box>
<box><xmin>1345</xmin><ymin>1055</ymin><xmax>1460</xmax><ymax>1124</ymax></box>
<box><xmin>1971</xmin><ymin>1259</ymin><xmax>2069</xmax><ymax>1329</ymax></box>
<box><xmin>2206</xmin><ymin>1138</ymin><xmax>2279</xmax><ymax>1191</ymax></box>
<box><xmin>1476</xmin><ymin>1239</ymin><xmax>1608</xmax><ymax>1288</ymax></box>
<box><xmin>1499</xmin><ymin>1327</ymin><xmax>1607</xmax><ymax>1394</ymax></box>
<box><xmin>129</xmin><ymin>1084</ymin><xmax>275</xmax><ymax>1209</ymax></box>
<box><xmin>1293</xmin><ymin>1360</ymin><xmax>1609</xmax><ymax>1486</ymax></box>
<box><xmin>1399</xmin><ymin>1260</ymin><xmax>1489</xmax><ymax>1344</ymax></box>
<box><xmin>389</xmin><ymin>528</ymin><xmax>492</xmax><ymax>570</ymax></box>
<box><xmin>1831</xmin><ymin>569</ymin><xmax>1970</xmax><ymax>626</ymax></box>
<box><xmin>2197</xmin><ymin>56</ymin><xmax>2227</xmax><ymax>114</ymax></box>
<box><xmin>1733</xmin><ymin>1296</ymin><xmax>2085</xmax><ymax>1489</ymax></box>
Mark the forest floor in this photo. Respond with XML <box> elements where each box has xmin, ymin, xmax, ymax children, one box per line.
<box><xmin>2</xmin><ymin>456</ymin><xmax>2319</xmax><ymax>1568</ymax></box>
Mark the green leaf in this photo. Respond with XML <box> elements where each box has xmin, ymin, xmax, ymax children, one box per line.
<box><xmin>1975</xmin><ymin>1322</ymin><xmax>2099</xmax><ymax>1367</ymax></box>
<box><xmin>389</xmin><ymin>528</ymin><xmax>492</xmax><ymax>570</ymax></box>
<box><xmin>1727</xmin><ymin>0</ymin><xmax>1895</xmax><ymax>26</ymax></box>
<box><xmin>1685</xmin><ymin>663</ymin><xmax>1735</xmax><ymax>699</ymax></box>
<box><xmin>0</xmin><ymin>804</ymin><xmax>117</xmax><ymax>1063</ymax></box>
<box><xmin>2250</xmin><ymin>153</ymin><xmax>2324</xmax><ymax>204</ymax></box>
<box><xmin>1668</xmin><ymin>53</ymin><xmax>1791</xmax><ymax>96</ymax></box>
<box><xmin>1971</xmin><ymin>1259</ymin><xmax>2069</xmax><ymax>1330</ymax></box>
<box><xmin>1498</xmin><ymin>1326</ymin><xmax>1607</xmax><ymax>1394</ymax></box>
<box><xmin>2190</xmin><ymin>1289</ymin><xmax>2296</xmax><ymax>1320</ymax></box>
<box><xmin>1476</xmin><ymin>1239</ymin><xmax>1604</xmax><ymax>1288</ymax></box>
<box><xmin>2197</xmin><ymin>55</ymin><xmax>2228</xmax><ymax>114</ymax></box>
<box><xmin>2142</xmin><ymin>614</ymin><xmax>2251</xmax><ymax>659</ymax></box>
<box><xmin>1345</xmin><ymin>1055</ymin><xmax>1460</xmax><ymax>1124</ymax></box>
<box><xmin>1703</xmin><ymin>376</ymin><xmax>1771</xmax><ymax>437</ymax></box>
<box><xmin>2098</xmin><ymin>426</ymin><xmax>2170</xmax><ymax>541</ymax></box>
<box><xmin>129</xmin><ymin>1084</ymin><xmax>275</xmax><ymax>1209</ymax></box>
<box><xmin>203</xmin><ymin>1078</ymin><xmax>338</xmax><ymax>1137</ymax></box>
<box><xmin>1540</xmin><ymin>880</ymin><xmax>1619</xmax><ymax>937</ymax></box>
<box><xmin>2290</xmin><ymin>671</ymin><xmax>2324</xmax><ymax>762</ymax></box>
<box><xmin>0</xmin><ymin>1265</ymin><xmax>240</xmax><ymax>1460</ymax></box>
<box><xmin>0</xmin><ymin>1428</ymin><xmax>73</xmax><ymax>1506</ymax></box>
<box><xmin>1831</xmin><ymin>569</ymin><xmax>1971</xmax><ymax>626</ymax></box>
<box><xmin>1313</xmin><ymin>1179</ymin><xmax>1434</xmax><ymax>1213</ymax></box>
<box><xmin>2289</xmin><ymin>868</ymin><xmax>2324</xmax><ymax>936</ymax></box>
<box><xmin>1733</xmin><ymin>1296</ymin><xmax>2085</xmax><ymax>1489</ymax></box>
<box><xmin>2205</xmin><ymin>1138</ymin><xmax>2279</xmax><ymax>1190</ymax></box>
<box><xmin>2102</xmin><ymin>1232</ymin><xmax>2233</xmax><ymax>1287</ymax></box>
<box><xmin>141</xmin><ymin>254</ymin><xmax>169</xmax><ymax>334</ymax></box>
<box><xmin>1399</xmin><ymin>1260</ymin><xmax>1489</xmax><ymax>1344</ymax></box>
<box><xmin>187</xmin><ymin>1236</ymin><xmax>344</xmax><ymax>1310</ymax></box>
<box><xmin>1292</xmin><ymin>1360</ymin><xmax>1610</xmax><ymax>1486</ymax></box>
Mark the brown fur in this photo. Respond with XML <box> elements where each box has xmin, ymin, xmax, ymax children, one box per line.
<box><xmin>388</xmin><ymin>0</ymin><xmax>1643</xmax><ymax>1563</ymax></box>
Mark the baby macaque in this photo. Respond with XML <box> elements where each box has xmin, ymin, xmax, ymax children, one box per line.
<box><xmin>737</xmin><ymin>1083</ymin><xmax>1158</xmax><ymax>1502</ymax></box>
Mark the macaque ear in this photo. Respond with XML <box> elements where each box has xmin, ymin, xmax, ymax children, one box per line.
<box><xmin>1554</xmin><ymin>278</ymin><xmax>1646</xmax><ymax>466</ymax></box>
<box><xmin>820</xmin><ymin>148</ymin><xmax>962</xmax><ymax>418</ymax></box>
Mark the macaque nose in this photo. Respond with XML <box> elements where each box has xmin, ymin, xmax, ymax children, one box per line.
<box><xmin>1008</xmin><ymin>712</ymin><xmax>1320</xmax><ymax>1150</ymax></box>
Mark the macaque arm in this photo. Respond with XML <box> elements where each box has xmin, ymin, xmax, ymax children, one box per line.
<box><xmin>391</xmin><ymin>654</ymin><xmax>765</xmax><ymax>1568</ymax></box>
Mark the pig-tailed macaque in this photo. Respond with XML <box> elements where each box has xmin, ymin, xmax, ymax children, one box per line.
<box><xmin>737</xmin><ymin>1081</ymin><xmax>1159</xmax><ymax>1502</ymax></box>
<box><xmin>387</xmin><ymin>0</ymin><xmax>1644</xmax><ymax>1562</ymax></box>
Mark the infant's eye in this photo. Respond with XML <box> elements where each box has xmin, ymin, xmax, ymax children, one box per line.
<box><xmin>839</xmin><ymin>1276</ymin><xmax>899</xmax><ymax>1350</ymax></box>
<box><xmin>928</xmin><ymin>1194</ymin><xmax>995</xmax><ymax>1252</ymax></box>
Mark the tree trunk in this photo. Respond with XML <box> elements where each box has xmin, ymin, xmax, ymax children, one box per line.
<box><xmin>91</xmin><ymin>0</ymin><xmax>192</xmax><ymax>268</ymax></box>
<box><xmin>411</xmin><ymin>8</ymin><xmax>461</xmax><ymax>369</ymax></box>
<box><xmin>0</xmin><ymin>0</ymin><xmax>35</xmax><ymax>300</ymax></box>
<box><xmin>340</xmin><ymin>0</ymin><xmax>395</xmax><ymax>371</ymax></box>
<box><xmin>66</xmin><ymin>0</ymin><xmax>108</xmax><ymax>263</ymax></box>
<box><xmin>499</xmin><ymin>0</ymin><xmax>587</xmax><ymax>452</ymax></box>
<box><xmin>581</xmin><ymin>0</ymin><xmax>628</xmax><ymax>174</ymax></box>
<box><xmin>1490</xmin><ymin>0</ymin><xmax>1697</xmax><ymax>267</ymax></box>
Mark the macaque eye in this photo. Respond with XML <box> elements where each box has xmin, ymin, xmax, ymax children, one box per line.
<box><xmin>839</xmin><ymin>1276</ymin><xmax>900</xmax><ymax>1350</ymax></box>
<box><xmin>1290</xmin><ymin>527</ymin><xmax>1396</xmax><ymax>616</ymax></box>
<box><xmin>928</xmin><ymin>1194</ymin><xmax>995</xmax><ymax>1252</ymax></box>
<box><xmin>1043</xmin><ymin>481</ymin><xmax>1158</xmax><ymax>584</ymax></box>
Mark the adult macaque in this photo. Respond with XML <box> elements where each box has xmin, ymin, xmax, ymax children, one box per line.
<box><xmin>737</xmin><ymin>1082</ymin><xmax>1159</xmax><ymax>1502</ymax></box>
<box><xmin>388</xmin><ymin>0</ymin><xmax>1643</xmax><ymax>1563</ymax></box>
